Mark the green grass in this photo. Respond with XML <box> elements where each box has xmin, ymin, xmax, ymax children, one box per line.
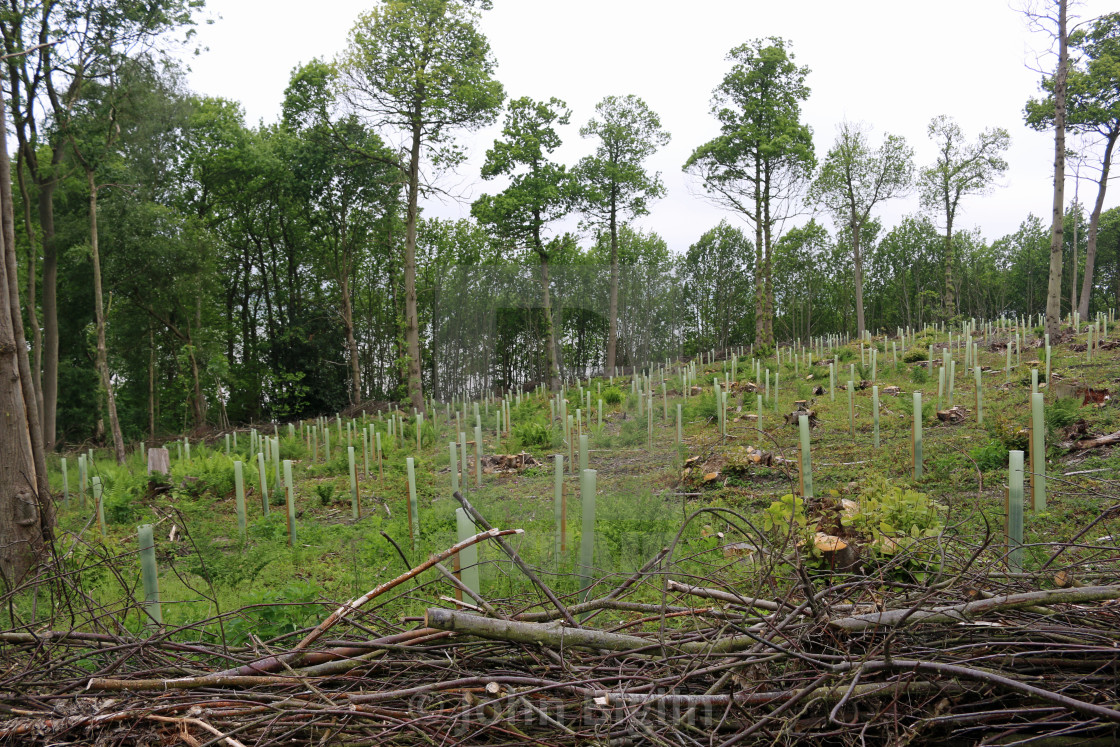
<box><xmin>23</xmin><ymin>323</ymin><xmax>1120</xmax><ymax>644</ymax></box>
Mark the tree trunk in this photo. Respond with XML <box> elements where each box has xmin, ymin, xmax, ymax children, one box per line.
<box><xmin>605</xmin><ymin>195</ymin><xmax>619</xmax><ymax>373</ymax></box>
<box><xmin>404</xmin><ymin>122</ymin><xmax>425</xmax><ymax>413</ymax></box>
<box><xmin>943</xmin><ymin>200</ymin><xmax>956</xmax><ymax>319</ymax></box>
<box><xmin>536</xmin><ymin>247</ymin><xmax>560</xmax><ymax>391</ymax></box>
<box><xmin>0</xmin><ymin>97</ymin><xmax>52</xmax><ymax>585</ymax></box>
<box><xmin>15</xmin><ymin>155</ymin><xmax>43</xmax><ymax>430</ymax></box>
<box><xmin>149</xmin><ymin>329</ymin><xmax>156</xmax><ymax>438</ymax></box>
<box><xmin>1045</xmin><ymin>0</ymin><xmax>1068</xmax><ymax>337</ymax></box>
<box><xmin>86</xmin><ymin>170</ymin><xmax>125</xmax><ymax>464</ymax></box>
<box><xmin>341</xmin><ymin>268</ymin><xmax>362</xmax><ymax>405</ymax></box>
<box><xmin>37</xmin><ymin>177</ymin><xmax>58</xmax><ymax>451</ymax></box>
<box><xmin>852</xmin><ymin>221</ymin><xmax>866</xmax><ymax>337</ymax></box>
<box><xmin>1077</xmin><ymin>132</ymin><xmax>1116</xmax><ymax>320</ymax></box>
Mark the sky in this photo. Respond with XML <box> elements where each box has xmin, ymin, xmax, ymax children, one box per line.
<box><xmin>180</xmin><ymin>0</ymin><xmax>1117</xmax><ymax>255</ymax></box>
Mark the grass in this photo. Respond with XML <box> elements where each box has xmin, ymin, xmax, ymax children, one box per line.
<box><xmin>25</xmin><ymin>320</ymin><xmax>1120</xmax><ymax>643</ymax></box>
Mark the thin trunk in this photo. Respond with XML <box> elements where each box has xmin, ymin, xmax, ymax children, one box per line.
<box><xmin>15</xmin><ymin>153</ymin><xmax>42</xmax><ymax>429</ymax></box>
<box><xmin>341</xmin><ymin>267</ymin><xmax>361</xmax><ymax>405</ymax></box>
<box><xmin>753</xmin><ymin>161</ymin><xmax>765</xmax><ymax>344</ymax></box>
<box><xmin>404</xmin><ymin>122</ymin><xmax>424</xmax><ymax>413</ymax></box>
<box><xmin>606</xmin><ymin>193</ymin><xmax>619</xmax><ymax>373</ymax></box>
<box><xmin>149</xmin><ymin>329</ymin><xmax>155</xmax><ymax>439</ymax></box>
<box><xmin>1045</xmin><ymin>0</ymin><xmax>1068</xmax><ymax>337</ymax></box>
<box><xmin>86</xmin><ymin>170</ymin><xmax>125</xmax><ymax>464</ymax></box>
<box><xmin>852</xmin><ymin>221</ymin><xmax>866</xmax><ymax>337</ymax></box>
<box><xmin>537</xmin><ymin>245</ymin><xmax>560</xmax><ymax>391</ymax></box>
<box><xmin>0</xmin><ymin>93</ymin><xmax>52</xmax><ymax>584</ymax></box>
<box><xmin>944</xmin><ymin>201</ymin><xmax>956</xmax><ymax>318</ymax></box>
<box><xmin>1078</xmin><ymin>132</ymin><xmax>1117</xmax><ymax>320</ymax></box>
<box><xmin>37</xmin><ymin>175</ymin><xmax>58</xmax><ymax>450</ymax></box>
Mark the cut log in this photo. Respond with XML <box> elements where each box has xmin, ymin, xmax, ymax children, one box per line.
<box><xmin>936</xmin><ymin>406</ymin><xmax>967</xmax><ymax>424</ymax></box>
<box><xmin>1071</xmin><ymin>431</ymin><xmax>1120</xmax><ymax>450</ymax></box>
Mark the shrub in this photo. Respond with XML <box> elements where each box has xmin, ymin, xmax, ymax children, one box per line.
<box><xmin>910</xmin><ymin>365</ymin><xmax>929</xmax><ymax>384</ymax></box>
<box><xmin>903</xmin><ymin>348</ymin><xmax>927</xmax><ymax>363</ymax></box>
<box><xmin>513</xmin><ymin>421</ymin><xmax>550</xmax><ymax>449</ymax></box>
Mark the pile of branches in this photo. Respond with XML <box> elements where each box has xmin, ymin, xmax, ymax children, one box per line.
<box><xmin>2</xmin><ymin>494</ymin><xmax>1120</xmax><ymax>745</ymax></box>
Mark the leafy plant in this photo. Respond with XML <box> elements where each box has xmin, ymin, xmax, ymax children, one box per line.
<box><xmin>845</xmin><ymin>476</ymin><xmax>945</xmax><ymax>581</ymax></box>
<box><xmin>761</xmin><ymin>494</ymin><xmax>807</xmax><ymax>534</ymax></box>
<box><xmin>910</xmin><ymin>364</ymin><xmax>929</xmax><ymax>384</ymax></box>
<box><xmin>602</xmin><ymin>387</ymin><xmax>624</xmax><ymax>405</ymax></box>
<box><xmin>970</xmin><ymin>439</ymin><xmax>1009</xmax><ymax>472</ymax></box>
<box><xmin>513</xmin><ymin>420</ymin><xmax>550</xmax><ymax>449</ymax></box>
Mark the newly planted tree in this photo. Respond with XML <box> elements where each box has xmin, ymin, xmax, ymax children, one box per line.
<box><xmin>338</xmin><ymin>0</ymin><xmax>505</xmax><ymax>413</ymax></box>
<box><xmin>575</xmin><ymin>95</ymin><xmax>670</xmax><ymax>372</ymax></box>
<box><xmin>810</xmin><ymin>122</ymin><xmax>914</xmax><ymax>337</ymax></box>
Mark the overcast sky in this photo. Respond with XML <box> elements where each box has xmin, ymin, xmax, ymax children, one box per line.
<box><xmin>181</xmin><ymin>0</ymin><xmax>1117</xmax><ymax>255</ymax></box>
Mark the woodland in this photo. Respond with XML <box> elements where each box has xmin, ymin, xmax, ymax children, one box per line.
<box><xmin>0</xmin><ymin>1</ymin><xmax>1119</xmax><ymax>745</ymax></box>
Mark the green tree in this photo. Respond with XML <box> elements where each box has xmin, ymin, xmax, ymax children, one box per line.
<box><xmin>1027</xmin><ymin>12</ymin><xmax>1120</xmax><ymax>319</ymax></box>
<box><xmin>0</xmin><ymin>0</ymin><xmax>202</xmax><ymax>451</ymax></box>
<box><xmin>681</xmin><ymin>221</ymin><xmax>752</xmax><ymax>351</ymax></box>
<box><xmin>284</xmin><ymin>60</ymin><xmax>401</xmax><ymax>406</ymax></box>
<box><xmin>574</xmin><ymin>94</ymin><xmax>670</xmax><ymax>374</ymax></box>
<box><xmin>338</xmin><ymin>0</ymin><xmax>505</xmax><ymax>412</ymax></box>
<box><xmin>683</xmin><ymin>37</ymin><xmax>815</xmax><ymax>346</ymax></box>
<box><xmin>918</xmin><ymin>115</ymin><xmax>1010</xmax><ymax>319</ymax></box>
<box><xmin>809</xmin><ymin>122</ymin><xmax>913</xmax><ymax>337</ymax></box>
<box><xmin>472</xmin><ymin>96</ymin><xmax>573</xmax><ymax>391</ymax></box>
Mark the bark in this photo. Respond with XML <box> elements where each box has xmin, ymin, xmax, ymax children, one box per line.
<box><xmin>148</xmin><ymin>329</ymin><xmax>155</xmax><ymax>438</ymax></box>
<box><xmin>943</xmin><ymin>195</ymin><xmax>956</xmax><ymax>318</ymax></box>
<box><xmin>37</xmin><ymin>173</ymin><xmax>58</xmax><ymax>450</ymax></box>
<box><xmin>15</xmin><ymin>154</ymin><xmax>42</xmax><ymax>428</ymax></box>
<box><xmin>0</xmin><ymin>99</ymin><xmax>51</xmax><ymax>585</ymax></box>
<box><xmin>1077</xmin><ymin>132</ymin><xmax>1117</xmax><ymax>320</ymax></box>
<box><xmin>852</xmin><ymin>221</ymin><xmax>866</xmax><ymax>337</ymax></box>
<box><xmin>85</xmin><ymin>170</ymin><xmax>125</xmax><ymax>464</ymax></box>
<box><xmin>1045</xmin><ymin>0</ymin><xmax>1069</xmax><ymax>337</ymax></box>
<box><xmin>537</xmin><ymin>248</ymin><xmax>560</xmax><ymax>391</ymax></box>
<box><xmin>605</xmin><ymin>189</ymin><xmax>619</xmax><ymax>373</ymax></box>
<box><xmin>404</xmin><ymin>120</ymin><xmax>424</xmax><ymax>413</ymax></box>
<box><xmin>341</xmin><ymin>268</ymin><xmax>361</xmax><ymax>405</ymax></box>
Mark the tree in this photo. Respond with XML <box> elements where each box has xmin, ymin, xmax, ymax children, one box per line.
<box><xmin>338</xmin><ymin>0</ymin><xmax>504</xmax><ymax>413</ymax></box>
<box><xmin>809</xmin><ymin>122</ymin><xmax>913</xmax><ymax>337</ymax></box>
<box><xmin>684</xmin><ymin>38</ymin><xmax>815</xmax><ymax>346</ymax></box>
<box><xmin>574</xmin><ymin>94</ymin><xmax>670</xmax><ymax>373</ymax></box>
<box><xmin>1021</xmin><ymin>0</ymin><xmax>1071</xmax><ymax>335</ymax></box>
<box><xmin>681</xmin><ymin>221</ymin><xmax>753</xmax><ymax>351</ymax></box>
<box><xmin>1027</xmin><ymin>12</ymin><xmax>1120</xmax><ymax>320</ymax></box>
<box><xmin>0</xmin><ymin>92</ymin><xmax>53</xmax><ymax>585</ymax></box>
<box><xmin>0</xmin><ymin>0</ymin><xmax>202</xmax><ymax>450</ymax></box>
<box><xmin>472</xmin><ymin>96</ymin><xmax>573</xmax><ymax>391</ymax></box>
<box><xmin>918</xmin><ymin>116</ymin><xmax>1010</xmax><ymax>319</ymax></box>
<box><xmin>284</xmin><ymin>60</ymin><xmax>400</xmax><ymax>406</ymax></box>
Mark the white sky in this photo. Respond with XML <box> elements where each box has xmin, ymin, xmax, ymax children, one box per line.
<box><xmin>181</xmin><ymin>0</ymin><xmax>1117</xmax><ymax>255</ymax></box>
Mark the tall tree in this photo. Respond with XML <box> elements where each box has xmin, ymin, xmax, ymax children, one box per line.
<box><xmin>284</xmin><ymin>60</ymin><xmax>400</xmax><ymax>406</ymax></box>
<box><xmin>574</xmin><ymin>94</ymin><xmax>670</xmax><ymax>373</ymax></box>
<box><xmin>1027</xmin><ymin>12</ymin><xmax>1120</xmax><ymax>320</ymax></box>
<box><xmin>0</xmin><ymin>92</ymin><xmax>53</xmax><ymax>585</ymax></box>
<box><xmin>338</xmin><ymin>0</ymin><xmax>504</xmax><ymax>413</ymax></box>
<box><xmin>0</xmin><ymin>0</ymin><xmax>201</xmax><ymax>450</ymax></box>
<box><xmin>918</xmin><ymin>116</ymin><xmax>1010</xmax><ymax>319</ymax></box>
<box><xmin>472</xmin><ymin>96</ymin><xmax>573</xmax><ymax>391</ymax></box>
<box><xmin>809</xmin><ymin>122</ymin><xmax>913</xmax><ymax>337</ymax></box>
<box><xmin>681</xmin><ymin>221</ymin><xmax>753</xmax><ymax>352</ymax></box>
<box><xmin>1021</xmin><ymin>0</ymin><xmax>1071</xmax><ymax>335</ymax></box>
<box><xmin>683</xmin><ymin>37</ymin><xmax>815</xmax><ymax>346</ymax></box>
